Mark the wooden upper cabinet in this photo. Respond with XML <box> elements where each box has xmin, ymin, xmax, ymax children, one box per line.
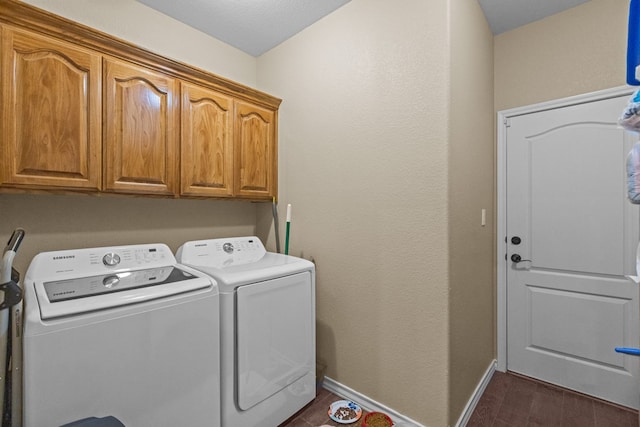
<box><xmin>181</xmin><ymin>82</ymin><xmax>233</xmax><ymax>197</ymax></box>
<box><xmin>0</xmin><ymin>2</ymin><xmax>281</xmax><ymax>200</ymax></box>
<box><xmin>103</xmin><ymin>58</ymin><xmax>179</xmax><ymax>196</ymax></box>
<box><xmin>234</xmin><ymin>101</ymin><xmax>277</xmax><ymax>199</ymax></box>
<box><xmin>0</xmin><ymin>25</ymin><xmax>102</xmax><ymax>190</ymax></box>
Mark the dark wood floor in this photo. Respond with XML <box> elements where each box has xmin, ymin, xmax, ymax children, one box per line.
<box><xmin>280</xmin><ymin>372</ymin><xmax>639</xmax><ymax>427</ymax></box>
<box><xmin>279</xmin><ymin>387</ymin><xmax>366</xmax><ymax>427</ymax></box>
<box><xmin>468</xmin><ymin>371</ymin><xmax>638</xmax><ymax>427</ymax></box>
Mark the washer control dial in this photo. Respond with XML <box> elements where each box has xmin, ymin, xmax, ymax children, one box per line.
<box><xmin>102</xmin><ymin>275</ymin><xmax>120</xmax><ymax>288</ymax></box>
<box><xmin>102</xmin><ymin>252</ymin><xmax>121</xmax><ymax>267</ymax></box>
<box><xmin>223</xmin><ymin>243</ymin><xmax>234</xmax><ymax>254</ymax></box>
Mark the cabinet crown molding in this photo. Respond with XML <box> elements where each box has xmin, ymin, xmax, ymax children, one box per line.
<box><xmin>0</xmin><ymin>0</ymin><xmax>281</xmax><ymax>110</ymax></box>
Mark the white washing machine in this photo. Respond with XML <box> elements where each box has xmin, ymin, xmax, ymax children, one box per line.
<box><xmin>176</xmin><ymin>236</ymin><xmax>315</xmax><ymax>427</ymax></box>
<box><xmin>21</xmin><ymin>243</ymin><xmax>220</xmax><ymax>427</ymax></box>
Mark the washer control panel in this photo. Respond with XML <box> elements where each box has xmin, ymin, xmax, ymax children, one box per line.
<box><xmin>34</xmin><ymin>244</ymin><xmax>173</xmax><ymax>279</ymax></box>
<box><xmin>92</xmin><ymin>246</ymin><xmax>168</xmax><ymax>269</ymax></box>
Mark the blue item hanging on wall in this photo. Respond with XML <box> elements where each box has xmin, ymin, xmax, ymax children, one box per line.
<box><xmin>628</xmin><ymin>0</ymin><xmax>640</xmax><ymax>85</ymax></box>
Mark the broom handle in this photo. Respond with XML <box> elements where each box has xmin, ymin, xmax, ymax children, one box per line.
<box><xmin>285</xmin><ymin>204</ymin><xmax>291</xmax><ymax>255</ymax></box>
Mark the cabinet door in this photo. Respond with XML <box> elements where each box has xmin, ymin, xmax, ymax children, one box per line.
<box><xmin>181</xmin><ymin>82</ymin><xmax>233</xmax><ymax>197</ymax></box>
<box><xmin>104</xmin><ymin>58</ymin><xmax>178</xmax><ymax>195</ymax></box>
<box><xmin>0</xmin><ymin>26</ymin><xmax>101</xmax><ymax>190</ymax></box>
<box><xmin>234</xmin><ymin>101</ymin><xmax>277</xmax><ymax>199</ymax></box>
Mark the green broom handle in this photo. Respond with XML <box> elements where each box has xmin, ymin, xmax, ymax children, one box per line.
<box><xmin>285</xmin><ymin>204</ymin><xmax>291</xmax><ymax>255</ymax></box>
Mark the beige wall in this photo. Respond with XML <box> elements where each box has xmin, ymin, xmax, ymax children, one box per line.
<box><xmin>448</xmin><ymin>0</ymin><xmax>495</xmax><ymax>424</ymax></box>
<box><xmin>495</xmin><ymin>0</ymin><xmax>628</xmax><ymax>111</ymax></box>
<box><xmin>0</xmin><ymin>194</ymin><xmax>258</xmax><ymax>275</ymax></box>
<box><xmin>257</xmin><ymin>0</ymin><xmax>450</xmax><ymax>424</ymax></box>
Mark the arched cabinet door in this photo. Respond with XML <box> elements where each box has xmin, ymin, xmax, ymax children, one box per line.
<box><xmin>103</xmin><ymin>57</ymin><xmax>179</xmax><ymax>196</ymax></box>
<box><xmin>233</xmin><ymin>100</ymin><xmax>277</xmax><ymax>199</ymax></box>
<box><xmin>180</xmin><ymin>82</ymin><xmax>233</xmax><ymax>197</ymax></box>
<box><xmin>0</xmin><ymin>25</ymin><xmax>102</xmax><ymax>191</ymax></box>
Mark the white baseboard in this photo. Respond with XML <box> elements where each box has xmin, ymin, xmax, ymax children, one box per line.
<box><xmin>454</xmin><ymin>360</ymin><xmax>497</xmax><ymax>427</ymax></box>
<box><xmin>322</xmin><ymin>360</ymin><xmax>496</xmax><ymax>427</ymax></box>
<box><xmin>322</xmin><ymin>376</ymin><xmax>426</xmax><ymax>427</ymax></box>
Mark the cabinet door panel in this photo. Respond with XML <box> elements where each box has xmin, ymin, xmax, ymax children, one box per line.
<box><xmin>181</xmin><ymin>82</ymin><xmax>233</xmax><ymax>197</ymax></box>
<box><xmin>234</xmin><ymin>101</ymin><xmax>276</xmax><ymax>199</ymax></box>
<box><xmin>104</xmin><ymin>58</ymin><xmax>178</xmax><ymax>195</ymax></box>
<box><xmin>1</xmin><ymin>26</ymin><xmax>101</xmax><ymax>190</ymax></box>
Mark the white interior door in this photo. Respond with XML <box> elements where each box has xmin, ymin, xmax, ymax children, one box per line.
<box><xmin>506</xmin><ymin>94</ymin><xmax>640</xmax><ymax>409</ymax></box>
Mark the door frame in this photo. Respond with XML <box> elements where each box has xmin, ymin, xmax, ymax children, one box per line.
<box><xmin>496</xmin><ymin>85</ymin><xmax>635</xmax><ymax>372</ymax></box>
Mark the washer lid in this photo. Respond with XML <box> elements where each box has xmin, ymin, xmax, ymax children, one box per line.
<box><xmin>34</xmin><ymin>266</ymin><xmax>213</xmax><ymax>320</ymax></box>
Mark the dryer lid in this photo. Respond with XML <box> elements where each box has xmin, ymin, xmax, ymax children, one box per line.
<box><xmin>176</xmin><ymin>237</ymin><xmax>314</xmax><ymax>289</ymax></box>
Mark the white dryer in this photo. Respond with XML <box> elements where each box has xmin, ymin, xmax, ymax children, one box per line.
<box><xmin>22</xmin><ymin>244</ymin><xmax>220</xmax><ymax>427</ymax></box>
<box><xmin>176</xmin><ymin>236</ymin><xmax>315</xmax><ymax>427</ymax></box>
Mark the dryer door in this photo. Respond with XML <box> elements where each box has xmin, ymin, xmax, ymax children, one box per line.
<box><xmin>236</xmin><ymin>271</ymin><xmax>314</xmax><ymax>410</ymax></box>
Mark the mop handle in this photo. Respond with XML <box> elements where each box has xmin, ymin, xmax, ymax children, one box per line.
<box><xmin>272</xmin><ymin>197</ymin><xmax>281</xmax><ymax>254</ymax></box>
<box><xmin>284</xmin><ymin>204</ymin><xmax>291</xmax><ymax>255</ymax></box>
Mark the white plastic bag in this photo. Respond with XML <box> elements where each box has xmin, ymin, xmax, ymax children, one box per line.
<box><xmin>627</xmin><ymin>142</ymin><xmax>640</xmax><ymax>203</ymax></box>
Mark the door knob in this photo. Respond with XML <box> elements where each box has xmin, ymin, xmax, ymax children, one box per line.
<box><xmin>511</xmin><ymin>254</ymin><xmax>531</xmax><ymax>263</ymax></box>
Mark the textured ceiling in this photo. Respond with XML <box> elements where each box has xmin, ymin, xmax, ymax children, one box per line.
<box><xmin>136</xmin><ymin>0</ymin><xmax>593</xmax><ymax>57</ymax></box>
<box><xmin>478</xmin><ymin>0</ymin><xmax>591</xmax><ymax>34</ymax></box>
<box><xmin>136</xmin><ymin>0</ymin><xmax>351</xmax><ymax>57</ymax></box>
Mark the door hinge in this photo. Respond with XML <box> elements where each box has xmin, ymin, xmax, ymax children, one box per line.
<box><xmin>504</xmin><ymin>117</ymin><xmax>511</xmax><ymax>127</ymax></box>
